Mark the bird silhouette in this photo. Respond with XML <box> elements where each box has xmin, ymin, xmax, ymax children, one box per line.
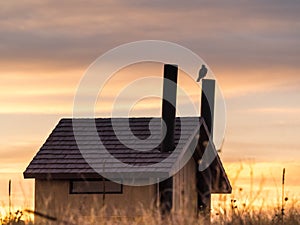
<box><xmin>197</xmin><ymin>64</ymin><xmax>208</xmax><ymax>82</ymax></box>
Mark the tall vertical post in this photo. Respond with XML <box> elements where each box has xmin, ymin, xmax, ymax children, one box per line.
<box><xmin>201</xmin><ymin>79</ymin><xmax>215</xmax><ymax>140</ymax></box>
<box><xmin>161</xmin><ymin>64</ymin><xmax>178</xmax><ymax>152</ymax></box>
<box><xmin>159</xmin><ymin>64</ymin><xmax>178</xmax><ymax>214</ymax></box>
<box><xmin>198</xmin><ymin>79</ymin><xmax>216</xmax><ymax>224</ymax></box>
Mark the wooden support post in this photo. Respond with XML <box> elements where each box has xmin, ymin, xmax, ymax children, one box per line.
<box><xmin>196</xmin><ymin>79</ymin><xmax>216</xmax><ymax>224</ymax></box>
<box><xmin>159</xmin><ymin>64</ymin><xmax>177</xmax><ymax>214</ymax></box>
<box><xmin>197</xmin><ymin>166</ymin><xmax>212</xmax><ymax>224</ymax></box>
<box><xmin>196</xmin><ymin>126</ymin><xmax>212</xmax><ymax>224</ymax></box>
<box><xmin>159</xmin><ymin>177</ymin><xmax>173</xmax><ymax>215</ymax></box>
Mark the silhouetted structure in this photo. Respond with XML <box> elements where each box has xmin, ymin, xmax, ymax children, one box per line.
<box><xmin>24</xmin><ymin>64</ymin><xmax>231</xmax><ymax>224</ymax></box>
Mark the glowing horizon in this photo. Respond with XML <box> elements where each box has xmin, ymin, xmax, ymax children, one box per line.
<box><xmin>1</xmin><ymin>0</ymin><xmax>300</xmax><ymax>218</ymax></box>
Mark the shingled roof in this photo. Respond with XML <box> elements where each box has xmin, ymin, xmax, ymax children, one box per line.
<box><xmin>24</xmin><ymin>117</ymin><xmax>231</xmax><ymax>193</ymax></box>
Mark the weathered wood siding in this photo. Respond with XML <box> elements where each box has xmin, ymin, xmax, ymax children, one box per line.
<box><xmin>173</xmin><ymin>157</ymin><xmax>197</xmax><ymax>216</ymax></box>
<box><xmin>35</xmin><ymin>180</ymin><xmax>156</xmax><ymax>224</ymax></box>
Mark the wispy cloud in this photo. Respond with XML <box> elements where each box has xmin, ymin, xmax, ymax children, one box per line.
<box><xmin>0</xmin><ymin>0</ymin><xmax>299</xmax><ymax>72</ymax></box>
<box><xmin>245</xmin><ymin>107</ymin><xmax>300</xmax><ymax>114</ymax></box>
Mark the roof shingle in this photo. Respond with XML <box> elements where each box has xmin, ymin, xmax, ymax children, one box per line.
<box><xmin>23</xmin><ymin>117</ymin><xmax>231</xmax><ymax>193</ymax></box>
<box><xmin>24</xmin><ymin>117</ymin><xmax>198</xmax><ymax>177</ymax></box>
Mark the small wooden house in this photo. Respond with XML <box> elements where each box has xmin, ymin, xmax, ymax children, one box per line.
<box><xmin>24</xmin><ymin>65</ymin><xmax>231</xmax><ymax>224</ymax></box>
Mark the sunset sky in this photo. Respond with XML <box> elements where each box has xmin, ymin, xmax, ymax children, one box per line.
<box><xmin>0</xmin><ymin>0</ymin><xmax>300</xmax><ymax>212</ymax></box>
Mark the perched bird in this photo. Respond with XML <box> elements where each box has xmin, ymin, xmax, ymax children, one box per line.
<box><xmin>197</xmin><ymin>64</ymin><xmax>208</xmax><ymax>82</ymax></box>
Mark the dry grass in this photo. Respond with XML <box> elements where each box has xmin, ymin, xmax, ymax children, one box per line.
<box><xmin>1</xmin><ymin>166</ymin><xmax>299</xmax><ymax>224</ymax></box>
<box><xmin>0</xmin><ymin>201</ymin><xmax>299</xmax><ymax>225</ymax></box>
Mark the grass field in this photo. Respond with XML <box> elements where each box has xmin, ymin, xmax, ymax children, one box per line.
<box><xmin>1</xmin><ymin>166</ymin><xmax>299</xmax><ymax>224</ymax></box>
<box><xmin>1</xmin><ymin>185</ymin><xmax>299</xmax><ymax>225</ymax></box>
<box><xmin>0</xmin><ymin>203</ymin><xmax>299</xmax><ymax>225</ymax></box>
